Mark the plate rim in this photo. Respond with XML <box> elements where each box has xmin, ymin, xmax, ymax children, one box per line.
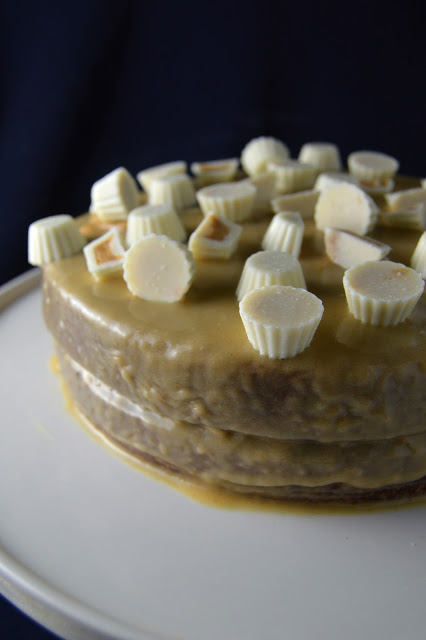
<box><xmin>0</xmin><ymin>270</ymin><xmax>162</xmax><ymax>640</ymax></box>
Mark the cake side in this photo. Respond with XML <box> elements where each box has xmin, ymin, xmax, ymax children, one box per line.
<box><xmin>42</xmin><ymin>194</ymin><xmax>426</xmax><ymax>443</ymax></box>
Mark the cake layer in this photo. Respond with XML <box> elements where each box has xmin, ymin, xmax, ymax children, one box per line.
<box><xmin>42</xmin><ymin>176</ymin><xmax>426</xmax><ymax>443</ymax></box>
<box><xmin>58</xmin><ymin>348</ymin><xmax>426</xmax><ymax>503</ymax></box>
<box><xmin>57</xmin><ymin>348</ymin><xmax>426</xmax><ymax>491</ymax></box>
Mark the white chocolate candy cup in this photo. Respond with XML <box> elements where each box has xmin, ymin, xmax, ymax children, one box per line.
<box><xmin>240</xmin><ymin>136</ymin><xmax>290</xmax><ymax>176</ymax></box>
<box><xmin>267</xmin><ymin>160</ymin><xmax>318</xmax><ymax>194</ymax></box>
<box><xmin>385</xmin><ymin>188</ymin><xmax>426</xmax><ymax>212</ymax></box>
<box><xmin>361</xmin><ymin>178</ymin><xmax>394</xmax><ymax>195</ymax></box>
<box><xmin>196</xmin><ymin>182</ymin><xmax>257</xmax><ymax>222</ymax></box>
<box><xmin>298</xmin><ymin>142</ymin><xmax>342</xmax><ymax>172</ymax></box>
<box><xmin>239</xmin><ymin>285</ymin><xmax>324</xmax><ymax>358</ymax></box>
<box><xmin>123</xmin><ymin>234</ymin><xmax>195</xmax><ymax>302</ymax></box>
<box><xmin>28</xmin><ymin>215</ymin><xmax>86</xmax><ymax>266</ymax></box>
<box><xmin>314</xmin><ymin>183</ymin><xmax>378</xmax><ymax>235</ymax></box>
<box><xmin>190</xmin><ymin>158</ymin><xmax>239</xmax><ymax>185</ymax></box>
<box><xmin>271</xmin><ymin>190</ymin><xmax>319</xmax><ymax>220</ymax></box>
<box><xmin>90</xmin><ymin>167</ymin><xmax>139</xmax><ymax>221</ymax></box>
<box><xmin>149</xmin><ymin>174</ymin><xmax>196</xmax><ymax>211</ymax></box>
<box><xmin>242</xmin><ymin>171</ymin><xmax>277</xmax><ymax>205</ymax></box>
<box><xmin>343</xmin><ymin>261</ymin><xmax>424</xmax><ymax>326</ymax></box>
<box><xmin>136</xmin><ymin>161</ymin><xmax>187</xmax><ymax>194</ymax></box>
<box><xmin>83</xmin><ymin>227</ymin><xmax>125</xmax><ymax>279</ymax></box>
<box><xmin>348</xmin><ymin>151</ymin><xmax>399</xmax><ymax>181</ymax></box>
<box><xmin>411</xmin><ymin>231</ymin><xmax>426</xmax><ymax>278</ymax></box>
<box><xmin>188</xmin><ymin>214</ymin><xmax>242</xmax><ymax>260</ymax></box>
<box><xmin>261</xmin><ymin>211</ymin><xmax>305</xmax><ymax>257</ymax></box>
<box><xmin>236</xmin><ymin>250</ymin><xmax>306</xmax><ymax>301</ymax></box>
<box><xmin>379</xmin><ymin>204</ymin><xmax>426</xmax><ymax>231</ymax></box>
<box><xmin>314</xmin><ymin>171</ymin><xmax>360</xmax><ymax>193</ymax></box>
<box><xmin>126</xmin><ymin>204</ymin><xmax>186</xmax><ymax>246</ymax></box>
<box><xmin>324</xmin><ymin>227</ymin><xmax>390</xmax><ymax>269</ymax></box>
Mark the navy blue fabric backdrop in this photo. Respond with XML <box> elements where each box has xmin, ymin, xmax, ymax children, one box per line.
<box><xmin>1</xmin><ymin>0</ymin><xmax>426</xmax><ymax>286</ymax></box>
<box><xmin>1</xmin><ymin>0</ymin><xmax>425</xmax><ymax>637</ymax></box>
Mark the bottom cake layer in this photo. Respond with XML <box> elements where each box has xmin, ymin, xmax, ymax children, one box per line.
<box><xmin>56</xmin><ymin>346</ymin><xmax>426</xmax><ymax>506</ymax></box>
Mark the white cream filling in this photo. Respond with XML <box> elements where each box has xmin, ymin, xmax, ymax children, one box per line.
<box><xmin>70</xmin><ymin>357</ymin><xmax>176</xmax><ymax>431</ymax></box>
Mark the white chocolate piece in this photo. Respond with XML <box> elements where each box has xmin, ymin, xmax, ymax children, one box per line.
<box><xmin>271</xmin><ymin>190</ymin><xmax>319</xmax><ymax>220</ymax></box>
<box><xmin>149</xmin><ymin>174</ymin><xmax>196</xmax><ymax>211</ymax></box>
<box><xmin>343</xmin><ymin>260</ymin><xmax>424</xmax><ymax>326</ymax></box>
<box><xmin>196</xmin><ymin>182</ymin><xmax>256</xmax><ymax>222</ymax></box>
<box><xmin>90</xmin><ymin>167</ymin><xmax>139</xmax><ymax>221</ymax></box>
<box><xmin>385</xmin><ymin>188</ymin><xmax>426</xmax><ymax>212</ymax></box>
<box><xmin>298</xmin><ymin>142</ymin><xmax>342</xmax><ymax>172</ymax></box>
<box><xmin>411</xmin><ymin>231</ymin><xmax>426</xmax><ymax>278</ymax></box>
<box><xmin>126</xmin><ymin>204</ymin><xmax>186</xmax><ymax>247</ymax></box>
<box><xmin>190</xmin><ymin>158</ymin><xmax>238</xmax><ymax>185</ymax></box>
<box><xmin>314</xmin><ymin>183</ymin><xmax>378</xmax><ymax>235</ymax></box>
<box><xmin>360</xmin><ymin>178</ymin><xmax>394</xmax><ymax>195</ymax></box>
<box><xmin>267</xmin><ymin>160</ymin><xmax>318</xmax><ymax>194</ymax></box>
<box><xmin>324</xmin><ymin>227</ymin><xmax>390</xmax><ymax>269</ymax></box>
<box><xmin>379</xmin><ymin>204</ymin><xmax>426</xmax><ymax>231</ymax></box>
<box><xmin>314</xmin><ymin>171</ymin><xmax>360</xmax><ymax>193</ymax></box>
<box><xmin>261</xmin><ymin>211</ymin><xmax>305</xmax><ymax>257</ymax></box>
<box><xmin>236</xmin><ymin>250</ymin><xmax>306</xmax><ymax>301</ymax></box>
<box><xmin>188</xmin><ymin>214</ymin><xmax>242</xmax><ymax>259</ymax></box>
<box><xmin>240</xmin><ymin>136</ymin><xmax>290</xmax><ymax>176</ymax></box>
<box><xmin>123</xmin><ymin>234</ymin><xmax>195</xmax><ymax>302</ymax></box>
<box><xmin>239</xmin><ymin>285</ymin><xmax>324</xmax><ymax>358</ymax></box>
<box><xmin>136</xmin><ymin>161</ymin><xmax>187</xmax><ymax>194</ymax></box>
<box><xmin>83</xmin><ymin>227</ymin><xmax>125</xmax><ymax>279</ymax></box>
<box><xmin>242</xmin><ymin>171</ymin><xmax>277</xmax><ymax>205</ymax></box>
<box><xmin>348</xmin><ymin>150</ymin><xmax>399</xmax><ymax>181</ymax></box>
<box><xmin>28</xmin><ymin>215</ymin><xmax>86</xmax><ymax>266</ymax></box>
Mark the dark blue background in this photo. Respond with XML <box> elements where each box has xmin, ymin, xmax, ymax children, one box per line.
<box><xmin>1</xmin><ymin>0</ymin><xmax>425</xmax><ymax>637</ymax></box>
<box><xmin>2</xmin><ymin>0</ymin><xmax>426</xmax><ymax>289</ymax></box>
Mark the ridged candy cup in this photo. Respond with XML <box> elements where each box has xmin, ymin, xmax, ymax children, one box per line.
<box><xmin>411</xmin><ymin>231</ymin><xmax>426</xmax><ymax>278</ymax></box>
<box><xmin>190</xmin><ymin>158</ymin><xmax>238</xmax><ymax>185</ymax></box>
<box><xmin>261</xmin><ymin>211</ymin><xmax>304</xmax><ymax>257</ymax></box>
<box><xmin>267</xmin><ymin>160</ymin><xmax>318</xmax><ymax>194</ymax></box>
<box><xmin>83</xmin><ymin>227</ymin><xmax>125</xmax><ymax>279</ymax></box>
<box><xmin>314</xmin><ymin>183</ymin><xmax>378</xmax><ymax>235</ymax></box>
<box><xmin>240</xmin><ymin>136</ymin><xmax>290</xmax><ymax>176</ymax></box>
<box><xmin>90</xmin><ymin>167</ymin><xmax>140</xmax><ymax>220</ymax></box>
<box><xmin>239</xmin><ymin>285</ymin><xmax>324</xmax><ymax>359</ymax></box>
<box><xmin>236</xmin><ymin>250</ymin><xmax>306</xmax><ymax>301</ymax></box>
<box><xmin>347</xmin><ymin>151</ymin><xmax>399</xmax><ymax>182</ymax></box>
<box><xmin>188</xmin><ymin>214</ymin><xmax>242</xmax><ymax>259</ymax></box>
<box><xmin>343</xmin><ymin>261</ymin><xmax>425</xmax><ymax>326</ymax></box>
<box><xmin>126</xmin><ymin>204</ymin><xmax>186</xmax><ymax>246</ymax></box>
<box><xmin>149</xmin><ymin>174</ymin><xmax>196</xmax><ymax>210</ymax></box>
<box><xmin>196</xmin><ymin>182</ymin><xmax>257</xmax><ymax>223</ymax></box>
<box><xmin>28</xmin><ymin>215</ymin><xmax>86</xmax><ymax>266</ymax></box>
<box><xmin>298</xmin><ymin>142</ymin><xmax>342</xmax><ymax>172</ymax></box>
<box><xmin>314</xmin><ymin>172</ymin><xmax>360</xmax><ymax>193</ymax></box>
<box><xmin>136</xmin><ymin>161</ymin><xmax>187</xmax><ymax>194</ymax></box>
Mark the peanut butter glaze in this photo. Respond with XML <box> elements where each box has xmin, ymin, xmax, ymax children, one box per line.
<box><xmin>42</xmin><ymin>176</ymin><xmax>426</xmax><ymax>448</ymax></box>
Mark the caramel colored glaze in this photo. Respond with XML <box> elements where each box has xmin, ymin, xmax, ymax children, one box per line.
<box><xmin>42</xmin><ymin>177</ymin><xmax>426</xmax><ymax>445</ymax></box>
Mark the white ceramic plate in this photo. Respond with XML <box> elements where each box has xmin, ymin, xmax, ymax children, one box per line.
<box><xmin>1</xmin><ymin>270</ymin><xmax>426</xmax><ymax>640</ymax></box>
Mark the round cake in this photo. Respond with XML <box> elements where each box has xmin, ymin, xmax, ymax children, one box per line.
<box><xmin>39</xmin><ymin>167</ymin><xmax>426</xmax><ymax>506</ymax></box>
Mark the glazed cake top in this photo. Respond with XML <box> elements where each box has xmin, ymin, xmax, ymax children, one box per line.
<box><xmin>42</xmin><ymin>176</ymin><xmax>426</xmax><ymax>443</ymax></box>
